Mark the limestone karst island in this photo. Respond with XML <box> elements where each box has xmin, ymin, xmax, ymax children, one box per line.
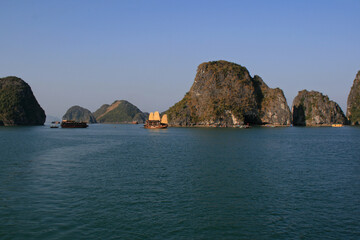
<box><xmin>0</xmin><ymin>76</ymin><xmax>45</xmax><ymax>126</ymax></box>
<box><xmin>1</xmin><ymin>61</ymin><xmax>360</xmax><ymax>127</ymax></box>
<box><xmin>166</xmin><ymin>61</ymin><xmax>358</xmax><ymax>127</ymax></box>
<box><xmin>2</xmin><ymin>2</ymin><xmax>360</xmax><ymax>239</ymax></box>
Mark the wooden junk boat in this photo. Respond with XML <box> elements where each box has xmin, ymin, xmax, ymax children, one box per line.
<box><xmin>61</xmin><ymin>120</ymin><xmax>88</xmax><ymax>128</ymax></box>
<box><xmin>144</xmin><ymin>111</ymin><xmax>168</xmax><ymax>129</ymax></box>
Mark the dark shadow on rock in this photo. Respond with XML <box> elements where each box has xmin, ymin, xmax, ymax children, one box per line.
<box><xmin>293</xmin><ymin>105</ymin><xmax>306</xmax><ymax>126</ymax></box>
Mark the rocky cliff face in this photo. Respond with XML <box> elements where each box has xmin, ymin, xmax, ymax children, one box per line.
<box><xmin>0</xmin><ymin>76</ymin><xmax>45</xmax><ymax>126</ymax></box>
<box><xmin>346</xmin><ymin>71</ymin><xmax>360</xmax><ymax>125</ymax></box>
<box><xmin>292</xmin><ymin>90</ymin><xmax>347</xmax><ymax>126</ymax></box>
<box><xmin>62</xmin><ymin>105</ymin><xmax>97</xmax><ymax>123</ymax></box>
<box><xmin>95</xmin><ymin>100</ymin><xmax>147</xmax><ymax>123</ymax></box>
<box><xmin>166</xmin><ymin>61</ymin><xmax>291</xmax><ymax>127</ymax></box>
<box><xmin>253</xmin><ymin>76</ymin><xmax>292</xmax><ymax>125</ymax></box>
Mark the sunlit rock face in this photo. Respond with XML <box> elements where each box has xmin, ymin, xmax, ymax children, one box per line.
<box><xmin>292</xmin><ymin>90</ymin><xmax>347</xmax><ymax>126</ymax></box>
<box><xmin>166</xmin><ymin>60</ymin><xmax>291</xmax><ymax>127</ymax></box>
<box><xmin>347</xmin><ymin>71</ymin><xmax>360</xmax><ymax>125</ymax></box>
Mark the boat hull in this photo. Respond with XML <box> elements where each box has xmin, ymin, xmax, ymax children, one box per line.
<box><xmin>61</xmin><ymin>125</ymin><xmax>88</xmax><ymax>128</ymax></box>
<box><xmin>144</xmin><ymin>124</ymin><xmax>168</xmax><ymax>129</ymax></box>
<box><xmin>61</xmin><ymin>121</ymin><xmax>88</xmax><ymax>128</ymax></box>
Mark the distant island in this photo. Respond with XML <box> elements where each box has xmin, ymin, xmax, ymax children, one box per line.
<box><xmin>94</xmin><ymin>100</ymin><xmax>148</xmax><ymax>123</ymax></box>
<box><xmin>63</xmin><ymin>106</ymin><xmax>97</xmax><ymax>123</ymax></box>
<box><xmin>1</xmin><ymin>62</ymin><xmax>360</xmax><ymax>127</ymax></box>
<box><xmin>62</xmin><ymin>100</ymin><xmax>148</xmax><ymax>124</ymax></box>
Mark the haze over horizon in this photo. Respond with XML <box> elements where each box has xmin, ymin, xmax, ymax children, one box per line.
<box><xmin>1</xmin><ymin>0</ymin><xmax>359</xmax><ymax>117</ymax></box>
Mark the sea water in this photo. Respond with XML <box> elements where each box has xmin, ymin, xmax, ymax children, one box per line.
<box><xmin>0</xmin><ymin>125</ymin><xmax>359</xmax><ymax>239</ymax></box>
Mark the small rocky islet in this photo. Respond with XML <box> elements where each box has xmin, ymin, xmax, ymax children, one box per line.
<box><xmin>292</xmin><ymin>90</ymin><xmax>347</xmax><ymax>126</ymax></box>
<box><xmin>1</xmin><ymin>61</ymin><xmax>360</xmax><ymax>127</ymax></box>
<box><xmin>62</xmin><ymin>105</ymin><xmax>97</xmax><ymax>123</ymax></box>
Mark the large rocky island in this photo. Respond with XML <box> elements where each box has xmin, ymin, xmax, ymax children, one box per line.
<box><xmin>63</xmin><ymin>105</ymin><xmax>97</xmax><ymax>123</ymax></box>
<box><xmin>166</xmin><ymin>60</ymin><xmax>291</xmax><ymax>127</ymax></box>
<box><xmin>292</xmin><ymin>90</ymin><xmax>347</xmax><ymax>126</ymax></box>
<box><xmin>346</xmin><ymin>71</ymin><xmax>360</xmax><ymax>125</ymax></box>
<box><xmin>0</xmin><ymin>76</ymin><xmax>45</xmax><ymax>126</ymax></box>
<box><xmin>94</xmin><ymin>100</ymin><xmax>147</xmax><ymax>123</ymax></box>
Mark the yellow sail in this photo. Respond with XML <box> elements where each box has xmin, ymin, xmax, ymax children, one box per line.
<box><xmin>149</xmin><ymin>112</ymin><xmax>154</xmax><ymax>121</ymax></box>
<box><xmin>153</xmin><ymin>111</ymin><xmax>161</xmax><ymax>121</ymax></box>
<box><xmin>161</xmin><ymin>114</ymin><xmax>168</xmax><ymax>124</ymax></box>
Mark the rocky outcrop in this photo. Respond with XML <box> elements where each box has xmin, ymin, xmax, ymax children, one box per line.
<box><xmin>0</xmin><ymin>76</ymin><xmax>45</xmax><ymax>126</ymax></box>
<box><xmin>62</xmin><ymin>105</ymin><xmax>97</xmax><ymax>123</ymax></box>
<box><xmin>292</xmin><ymin>90</ymin><xmax>347</xmax><ymax>126</ymax></box>
<box><xmin>254</xmin><ymin>76</ymin><xmax>292</xmax><ymax>125</ymax></box>
<box><xmin>95</xmin><ymin>100</ymin><xmax>147</xmax><ymax>123</ymax></box>
<box><xmin>166</xmin><ymin>60</ymin><xmax>291</xmax><ymax>127</ymax></box>
<box><xmin>346</xmin><ymin>71</ymin><xmax>360</xmax><ymax>125</ymax></box>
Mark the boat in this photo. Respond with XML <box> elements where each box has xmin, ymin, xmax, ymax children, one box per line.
<box><xmin>332</xmin><ymin>124</ymin><xmax>343</xmax><ymax>127</ymax></box>
<box><xmin>131</xmin><ymin>121</ymin><xmax>139</xmax><ymax>124</ymax></box>
<box><xmin>50</xmin><ymin>121</ymin><xmax>60</xmax><ymax>128</ymax></box>
<box><xmin>144</xmin><ymin>111</ymin><xmax>168</xmax><ymax>129</ymax></box>
<box><xmin>61</xmin><ymin>120</ymin><xmax>88</xmax><ymax>128</ymax></box>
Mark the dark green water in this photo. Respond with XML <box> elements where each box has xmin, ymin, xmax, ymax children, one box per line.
<box><xmin>0</xmin><ymin>125</ymin><xmax>359</xmax><ymax>239</ymax></box>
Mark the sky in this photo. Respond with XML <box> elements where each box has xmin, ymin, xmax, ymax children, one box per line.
<box><xmin>1</xmin><ymin>0</ymin><xmax>359</xmax><ymax>117</ymax></box>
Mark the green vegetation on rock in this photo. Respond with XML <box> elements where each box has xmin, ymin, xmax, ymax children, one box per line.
<box><xmin>95</xmin><ymin>100</ymin><xmax>147</xmax><ymax>123</ymax></box>
<box><xmin>62</xmin><ymin>105</ymin><xmax>97</xmax><ymax>123</ymax></box>
<box><xmin>0</xmin><ymin>76</ymin><xmax>45</xmax><ymax>126</ymax></box>
<box><xmin>93</xmin><ymin>104</ymin><xmax>110</xmax><ymax>119</ymax></box>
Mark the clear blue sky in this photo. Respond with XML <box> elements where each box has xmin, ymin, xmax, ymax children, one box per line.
<box><xmin>1</xmin><ymin>0</ymin><xmax>359</xmax><ymax>117</ymax></box>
